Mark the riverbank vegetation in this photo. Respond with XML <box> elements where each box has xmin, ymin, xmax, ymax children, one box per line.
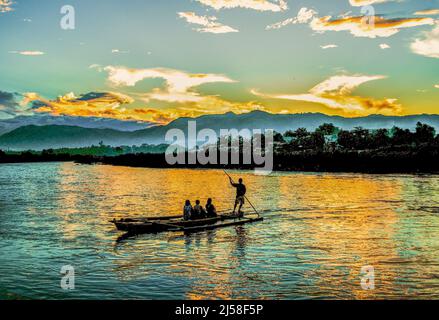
<box><xmin>1</xmin><ymin>122</ymin><xmax>439</xmax><ymax>173</ymax></box>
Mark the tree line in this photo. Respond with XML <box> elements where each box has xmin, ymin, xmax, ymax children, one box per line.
<box><xmin>273</xmin><ymin>122</ymin><xmax>438</xmax><ymax>152</ymax></box>
<box><xmin>1</xmin><ymin>122</ymin><xmax>439</xmax><ymax>173</ymax></box>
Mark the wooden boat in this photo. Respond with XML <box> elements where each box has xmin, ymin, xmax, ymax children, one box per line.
<box><xmin>111</xmin><ymin>214</ymin><xmax>263</xmax><ymax>235</ymax></box>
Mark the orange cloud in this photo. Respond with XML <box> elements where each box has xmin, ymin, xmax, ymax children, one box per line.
<box><xmin>415</xmin><ymin>9</ymin><xmax>439</xmax><ymax>16</ymax></box>
<box><xmin>22</xmin><ymin>92</ymin><xmax>161</xmax><ymax>122</ymax></box>
<box><xmin>252</xmin><ymin>74</ymin><xmax>402</xmax><ymax>115</ymax></box>
<box><xmin>310</xmin><ymin>15</ymin><xmax>435</xmax><ymax>38</ymax></box>
<box><xmin>267</xmin><ymin>7</ymin><xmax>434</xmax><ymax>38</ymax></box>
<box><xmin>349</xmin><ymin>0</ymin><xmax>395</xmax><ymax>6</ymax></box>
<box><xmin>21</xmin><ymin>89</ymin><xmax>267</xmax><ymax>125</ymax></box>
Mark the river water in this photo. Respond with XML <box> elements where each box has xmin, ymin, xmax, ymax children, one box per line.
<box><xmin>1</xmin><ymin>162</ymin><xmax>439</xmax><ymax>299</ymax></box>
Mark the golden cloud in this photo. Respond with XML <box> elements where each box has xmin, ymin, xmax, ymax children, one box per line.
<box><xmin>310</xmin><ymin>15</ymin><xmax>435</xmax><ymax>38</ymax></box>
<box><xmin>21</xmin><ymin>91</ymin><xmax>160</xmax><ymax>121</ymax></box>
<box><xmin>22</xmin><ymin>72</ymin><xmax>265</xmax><ymax>124</ymax></box>
<box><xmin>415</xmin><ymin>9</ymin><xmax>439</xmax><ymax>16</ymax></box>
<box><xmin>267</xmin><ymin>7</ymin><xmax>434</xmax><ymax>38</ymax></box>
<box><xmin>252</xmin><ymin>74</ymin><xmax>402</xmax><ymax>116</ymax></box>
<box><xmin>178</xmin><ymin>12</ymin><xmax>238</xmax><ymax>34</ymax></box>
<box><xmin>349</xmin><ymin>0</ymin><xmax>395</xmax><ymax>6</ymax></box>
<box><xmin>102</xmin><ymin>66</ymin><xmax>237</xmax><ymax>103</ymax></box>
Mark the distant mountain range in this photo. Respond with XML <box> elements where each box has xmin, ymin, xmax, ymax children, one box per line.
<box><xmin>2</xmin><ymin>111</ymin><xmax>439</xmax><ymax>150</ymax></box>
<box><xmin>0</xmin><ymin>114</ymin><xmax>153</xmax><ymax>135</ymax></box>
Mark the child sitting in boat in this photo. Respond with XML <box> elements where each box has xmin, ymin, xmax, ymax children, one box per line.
<box><xmin>205</xmin><ymin>198</ymin><xmax>217</xmax><ymax>218</ymax></box>
<box><xmin>192</xmin><ymin>200</ymin><xmax>207</xmax><ymax>220</ymax></box>
<box><xmin>183</xmin><ymin>200</ymin><xmax>192</xmax><ymax>221</ymax></box>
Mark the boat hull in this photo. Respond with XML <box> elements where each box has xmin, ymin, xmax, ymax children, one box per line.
<box><xmin>114</xmin><ymin>216</ymin><xmax>222</xmax><ymax>233</ymax></box>
<box><xmin>112</xmin><ymin>214</ymin><xmax>263</xmax><ymax>235</ymax></box>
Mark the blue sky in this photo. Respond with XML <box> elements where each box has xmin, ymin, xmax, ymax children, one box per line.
<box><xmin>0</xmin><ymin>0</ymin><xmax>438</xmax><ymax>123</ymax></box>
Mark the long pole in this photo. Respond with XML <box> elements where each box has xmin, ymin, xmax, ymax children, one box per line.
<box><xmin>224</xmin><ymin>170</ymin><xmax>260</xmax><ymax>217</ymax></box>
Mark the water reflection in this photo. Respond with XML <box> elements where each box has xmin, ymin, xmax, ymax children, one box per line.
<box><xmin>1</xmin><ymin>162</ymin><xmax>439</xmax><ymax>299</ymax></box>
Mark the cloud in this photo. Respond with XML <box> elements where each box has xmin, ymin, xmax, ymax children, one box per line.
<box><xmin>0</xmin><ymin>0</ymin><xmax>14</xmax><ymax>13</ymax></box>
<box><xmin>267</xmin><ymin>7</ymin><xmax>434</xmax><ymax>38</ymax></box>
<box><xmin>93</xmin><ymin>66</ymin><xmax>267</xmax><ymax>123</ymax></box>
<box><xmin>195</xmin><ymin>0</ymin><xmax>287</xmax><ymax>12</ymax></box>
<box><xmin>321</xmin><ymin>44</ymin><xmax>338</xmax><ymax>49</ymax></box>
<box><xmin>9</xmin><ymin>51</ymin><xmax>45</xmax><ymax>56</ymax></box>
<box><xmin>102</xmin><ymin>66</ymin><xmax>237</xmax><ymax>103</ymax></box>
<box><xmin>22</xmin><ymin>91</ymin><xmax>190</xmax><ymax>124</ymax></box>
<box><xmin>178</xmin><ymin>12</ymin><xmax>238</xmax><ymax>34</ymax></box>
<box><xmin>252</xmin><ymin>74</ymin><xmax>402</xmax><ymax>115</ymax></box>
<box><xmin>0</xmin><ymin>91</ymin><xmax>19</xmax><ymax>119</ymax></box>
<box><xmin>0</xmin><ymin>91</ymin><xmax>33</xmax><ymax>119</ymax></box>
<box><xmin>266</xmin><ymin>7</ymin><xmax>317</xmax><ymax>30</ymax></box>
<box><xmin>111</xmin><ymin>49</ymin><xmax>130</xmax><ymax>54</ymax></box>
<box><xmin>349</xmin><ymin>0</ymin><xmax>396</xmax><ymax>6</ymax></box>
<box><xmin>415</xmin><ymin>9</ymin><xmax>439</xmax><ymax>16</ymax></box>
<box><xmin>21</xmin><ymin>91</ymin><xmax>155</xmax><ymax>121</ymax></box>
<box><xmin>411</xmin><ymin>22</ymin><xmax>439</xmax><ymax>59</ymax></box>
<box><xmin>310</xmin><ymin>15</ymin><xmax>435</xmax><ymax>38</ymax></box>
<box><xmin>380</xmin><ymin>43</ymin><xmax>390</xmax><ymax>49</ymax></box>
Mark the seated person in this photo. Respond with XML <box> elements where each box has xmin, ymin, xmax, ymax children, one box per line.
<box><xmin>192</xmin><ymin>200</ymin><xmax>207</xmax><ymax>220</ymax></box>
<box><xmin>205</xmin><ymin>198</ymin><xmax>217</xmax><ymax>218</ymax></box>
<box><xmin>183</xmin><ymin>200</ymin><xmax>192</xmax><ymax>221</ymax></box>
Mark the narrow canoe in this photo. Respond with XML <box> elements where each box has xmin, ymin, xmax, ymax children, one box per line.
<box><xmin>112</xmin><ymin>214</ymin><xmax>263</xmax><ymax>235</ymax></box>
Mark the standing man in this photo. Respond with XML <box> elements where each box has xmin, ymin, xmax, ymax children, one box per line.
<box><xmin>229</xmin><ymin>177</ymin><xmax>246</xmax><ymax>217</ymax></box>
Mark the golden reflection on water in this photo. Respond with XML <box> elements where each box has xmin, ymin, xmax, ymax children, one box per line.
<box><xmin>284</xmin><ymin>175</ymin><xmax>401</xmax><ymax>299</ymax></box>
<box><xmin>7</xmin><ymin>162</ymin><xmax>439</xmax><ymax>299</ymax></box>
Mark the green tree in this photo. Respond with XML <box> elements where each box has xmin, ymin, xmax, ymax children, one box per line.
<box><xmin>415</xmin><ymin>122</ymin><xmax>435</xmax><ymax>143</ymax></box>
<box><xmin>372</xmin><ymin>129</ymin><xmax>390</xmax><ymax>148</ymax></box>
<box><xmin>273</xmin><ymin>131</ymin><xmax>285</xmax><ymax>143</ymax></box>
<box><xmin>310</xmin><ymin>132</ymin><xmax>325</xmax><ymax>150</ymax></box>
<box><xmin>317</xmin><ymin>123</ymin><xmax>338</xmax><ymax>135</ymax></box>
<box><xmin>337</xmin><ymin>130</ymin><xmax>355</xmax><ymax>149</ymax></box>
<box><xmin>391</xmin><ymin>126</ymin><xmax>413</xmax><ymax>146</ymax></box>
<box><xmin>293</xmin><ymin>128</ymin><xmax>309</xmax><ymax>139</ymax></box>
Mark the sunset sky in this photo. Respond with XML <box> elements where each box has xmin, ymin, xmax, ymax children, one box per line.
<box><xmin>0</xmin><ymin>0</ymin><xmax>438</xmax><ymax>124</ymax></box>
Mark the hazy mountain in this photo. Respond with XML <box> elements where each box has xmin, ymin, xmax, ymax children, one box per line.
<box><xmin>2</xmin><ymin>111</ymin><xmax>439</xmax><ymax>150</ymax></box>
<box><xmin>0</xmin><ymin>115</ymin><xmax>153</xmax><ymax>135</ymax></box>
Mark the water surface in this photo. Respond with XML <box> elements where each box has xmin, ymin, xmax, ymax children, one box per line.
<box><xmin>1</xmin><ymin>162</ymin><xmax>439</xmax><ymax>299</ymax></box>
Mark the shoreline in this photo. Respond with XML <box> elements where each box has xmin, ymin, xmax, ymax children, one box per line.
<box><xmin>2</xmin><ymin>158</ymin><xmax>439</xmax><ymax>175</ymax></box>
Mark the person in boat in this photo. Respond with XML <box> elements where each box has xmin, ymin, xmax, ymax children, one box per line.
<box><xmin>192</xmin><ymin>199</ymin><xmax>207</xmax><ymax>220</ymax></box>
<box><xmin>183</xmin><ymin>200</ymin><xmax>192</xmax><ymax>221</ymax></box>
<box><xmin>229</xmin><ymin>177</ymin><xmax>246</xmax><ymax>217</ymax></box>
<box><xmin>205</xmin><ymin>198</ymin><xmax>217</xmax><ymax>218</ymax></box>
